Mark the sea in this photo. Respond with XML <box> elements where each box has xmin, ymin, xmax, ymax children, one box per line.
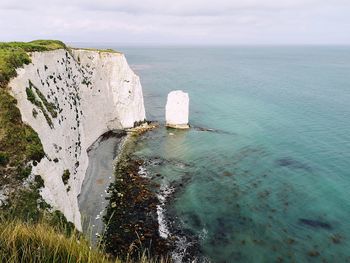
<box><xmin>79</xmin><ymin>44</ymin><xmax>350</xmax><ymax>262</ymax></box>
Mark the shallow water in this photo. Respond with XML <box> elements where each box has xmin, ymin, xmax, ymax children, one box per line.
<box><xmin>85</xmin><ymin>45</ymin><xmax>350</xmax><ymax>262</ymax></box>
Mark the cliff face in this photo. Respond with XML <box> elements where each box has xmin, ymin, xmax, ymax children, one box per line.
<box><xmin>8</xmin><ymin>49</ymin><xmax>146</xmax><ymax>229</ymax></box>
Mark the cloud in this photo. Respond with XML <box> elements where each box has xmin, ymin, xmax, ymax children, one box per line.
<box><xmin>79</xmin><ymin>0</ymin><xmax>316</xmax><ymax>16</ymax></box>
<box><xmin>1</xmin><ymin>0</ymin><xmax>349</xmax><ymax>15</ymax></box>
<box><xmin>0</xmin><ymin>0</ymin><xmax>349</xmax><ymax>44</ymax></box>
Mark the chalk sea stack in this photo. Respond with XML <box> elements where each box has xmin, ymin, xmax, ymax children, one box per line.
<box><xmin>165</xmin><ymin>90</ymin><xmax>189</xmax><ymax>129</ymax></box>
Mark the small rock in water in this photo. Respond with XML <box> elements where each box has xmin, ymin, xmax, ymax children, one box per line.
<box><xmin>165</xmin><ymin>90</ymin><xmax>189</xmax><ymax>129</ymax></box>
<box><xmin>169</xmin><ymin>132</ymin><xmax>175</xmax><ymax>136</ymax></box>
<box><xmin>331</xmin><ymin>234</ymin><xmax>342</xmax><ymax>244</ymax></box>
<box><xmin>223</xmin><ymin>171</ymin><xmax>233</xmax><ymax>176</ymax></box>
<box><xmin>308</xmin><ymin>250</ymin><xmax>320</xmax><ymax>257</ymax></box>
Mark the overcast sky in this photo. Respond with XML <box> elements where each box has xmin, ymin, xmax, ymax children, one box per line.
<box><xmin>1</xmin><ymin>0</ymin><xmax>350</xmax><ymax>45</ymax></box>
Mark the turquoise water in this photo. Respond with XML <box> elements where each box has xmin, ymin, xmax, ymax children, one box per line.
<box><xmin>102</xmin><ymin>45</ymin><xmax>350</xmax><ymax>262</ymax></box>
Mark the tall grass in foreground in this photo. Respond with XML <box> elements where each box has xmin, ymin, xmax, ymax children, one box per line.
<box><xmin>0</xmin><ymin>218</ymin><xmax>114</xmax><ymax>263</ymax></box>
<box><xmin>0</xmin><ymin>218</ymin><xmax>170</xmax><ymax>263</ymax></box>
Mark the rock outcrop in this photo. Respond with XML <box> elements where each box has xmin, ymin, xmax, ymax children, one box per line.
<box><xmin>165</xmin><ymin>90</ymin><xmax>189</xmax><ymax>129</ymax></box>
<box><xmin>9</xmin><ymin>48</ymin><xmax>146</xmax><ymax>229</ymax></box>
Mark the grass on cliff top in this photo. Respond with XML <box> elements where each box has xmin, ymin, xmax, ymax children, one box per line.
<box><xmin>0</xmin><ymin>40</ymin><xmax>66</xmax><ymax>52</ymax></box>
<box><xmin>0</xmin><ymin>217</ymin><xmax>169</xmax><ymax>263</ymax></box>
<box><xmin>71</xmin><ymin>47</ymin><xmax>122</xmax><ymax>54</ymax></box>
<box><xmin>0</xmin><ymin>40</ymin><xmax>66</xmax><ymax>87</ymax></box>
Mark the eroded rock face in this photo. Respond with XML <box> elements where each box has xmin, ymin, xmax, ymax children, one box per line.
<box><xmin>165</xmin><ymin>90</ymin><xmax>189</xmax><ymax>129</ymax></box>
<box><xmin>9</xmin><ymin>49</ymin><xmax>146</xmax><ymax>229</ymax></box>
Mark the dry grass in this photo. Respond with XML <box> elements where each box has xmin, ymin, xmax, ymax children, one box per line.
<box><xmin>0</xmin><ymin>218</ymin><xmax>171</xmax><ymax>263</ymax></box>
<box><xmin>0</xmin><ymin>218</ymin><xmax>117</xmax><ymax>263</ymax></box>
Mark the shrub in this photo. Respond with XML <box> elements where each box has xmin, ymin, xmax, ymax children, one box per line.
<box><xmin>33</xmin><ymin>84</ymin><xmax>57</xmax><ymax>118</ymax></box>
<box><xmin>17</xmin><ymin>165</ymin><xmax>32</xmax><ymax>180</ymax></box>
<box><xmin>26</xmin><ymin>80</ymin><xmax>56</xmax><ymax>127</ymax></box>
<box><xmin>26</xmin><ymin>86</ymin><xmax>40</xmax><ymax>107</ymax></box>
<box><xmin>2</xmin><ymin>186</ymin><xmax>45</xmax><ymax>223</ymax></box>
<box><xmin>34</xmin><ymin>175</ymin><xmax>45</xmax><ymax>188</ymax></box>
<box><xmin>62</xmin><ymin>169</ymin><xmax>70</xmax><ymax>185</ymax></box>
<box><xmin>0</xmin><ymin>151</ymin><xmax>9</xmax><ymax>166</ymax></box>
<box><xmin>25</xmin><ymin>127</ymin><xmax>45</xmax><ymax>162</ymax></box>
<box><xmin>0</xmin><ymin>86</ymin><xmax>45</xmax><ymax>189</ymax></box>
<box><xmin>32</xmin><ymin>108</ymin><xmax>38</xmax><ymax>118</ymax></box>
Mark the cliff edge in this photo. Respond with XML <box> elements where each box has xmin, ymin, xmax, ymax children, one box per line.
<box><xmin>8</xmin><ymin>47</ymin><xmax>146</xmax><ymax>229</ymax></box>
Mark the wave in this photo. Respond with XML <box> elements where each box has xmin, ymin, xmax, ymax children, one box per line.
<box><xmin>156</xmin><ymin>183</ymin><xmax>174</xmax><ymax>239</ymax></box>
<box><xmin>156</xmin><ymin>182</ymin><xmax>211</xmax><ymax>263</ymax></box>
<box><xmin>138</xmin><ymin>165</ymin><xmax>151</xmax><ymax>178</ymax></box>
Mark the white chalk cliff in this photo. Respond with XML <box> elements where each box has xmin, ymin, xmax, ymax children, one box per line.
<box><xmin>9</xmin><ymin>49</ymin><xmax>146</xmax><ymax>230</ymax></box>
<box><xmin>165</xmin><ymin>90</ymin><xmax>189</xmax><ymax>129</ymax></box>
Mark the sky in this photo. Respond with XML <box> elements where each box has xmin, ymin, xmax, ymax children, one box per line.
<box><xmin>1</xmin><ymin>0</ymin><xmax>350</xmax><ymax>45</ymax></box>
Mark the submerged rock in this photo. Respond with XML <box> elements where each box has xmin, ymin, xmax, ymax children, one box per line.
<box><xmin>298</xmin><ymin>218</ymin><xmax>332</xmax><ymax>230</ymax></box>
<box><xmin>165</xmin><ymin>90</ymin><xmax>189</xmax><ymax>129</ymax></box>
<box><xmin>275</xmin><ymin>157</ymin><xmax>312</xmax><ymax>172</ymax></box>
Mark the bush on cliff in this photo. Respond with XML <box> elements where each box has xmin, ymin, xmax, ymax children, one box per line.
<box><xmin>0</xmin><ymin>41</ymin><xmax>66</xmax><ymax>191</ymax></box>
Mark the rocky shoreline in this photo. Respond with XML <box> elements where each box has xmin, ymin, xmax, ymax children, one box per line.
<box><xmin>101</xmin><ymin>123</ymin><xmax>210</xmax><ymax>262</ymax></box>
<box><xmin>102</xmin><ymin>123</ymin><xmax>173</xmax><ymax>260</ymax></box>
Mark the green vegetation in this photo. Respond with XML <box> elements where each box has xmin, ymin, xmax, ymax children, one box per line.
<box><xmin>71</xmin><ymin>47</ymin><xmax>121</xmax><ymax>54</ymax></box>
<box><xmin>0</xmin><ymin>89</ymin><xmax>45</xmax><ymax>182</ymax></box>
<box><xmin>34</xmin><ymin>174</ymin><xmax>44</xmax><ymax>188</ymax></box>
<box><xmin>0</xmin><ymin>40</ymin><xmax>65</xmax><ymax>232</ymax></box>
<box><xmin>0</xmin><ymin>169</ymin><xmax>75</xmax><ymax>239</ymax></box>
<box><xmin>0</xmin><ymin>40</ymin><xmax>66</xmax><ymax>87</ymax></box>
<box><xmin>32</xmin><ymin>108</ymin><xmax>38</xmax><ymax>118</ymax></box>
<box><xmin>0</xmin><ymin>176</ymin><xmax>167</xmax><ymax>263</ymax></box>
<box><xmin>26</xmin><ymin>80</ymin><xmax>56</xmax><ymax>128</ymax></box>
<box><xmin>0</xmin><ymin>217</ymin><xmax>168</xmax><ymax>263</ymax></box>
<box><xmin>0</xmin><ymin>218</ymin><xmax>117</xmax><ymax>263</ymax></box>
<box><xmin>0</xmin><ymin>40</ymin><xmax>65</xmax><ymax>185</ymax></box>
<box><xmin>17</xmin><ymin>164</ymin><xmax>32</xmax><ymax>180</ymax></box>
<box><xmin>25</xmin><ymin>86</ymin><xmax>38</xmax><ymax>106</ymax></box>
<box><xmin>0</xmin><ymin>40</ymin><xmax>166</xmax><ymax>263</ymax></box>
<box><xmin>29</xmin><ymin>80</ymin><xmax>57</xmax><ymax>118</ymax></box>
<box><xmin>62</xmin><ymin>169</ymin><xmax>70</xmax><ymax>185</ymax></box>
<box><xmin>0</xmin><ymin>151</ymin><xmax>9</xmax><ymax>166</ymax></box>
<box><xmin>2</xmin><ymin>179</ymin><xmax>50</xmax><ymax>223</ymax></box>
